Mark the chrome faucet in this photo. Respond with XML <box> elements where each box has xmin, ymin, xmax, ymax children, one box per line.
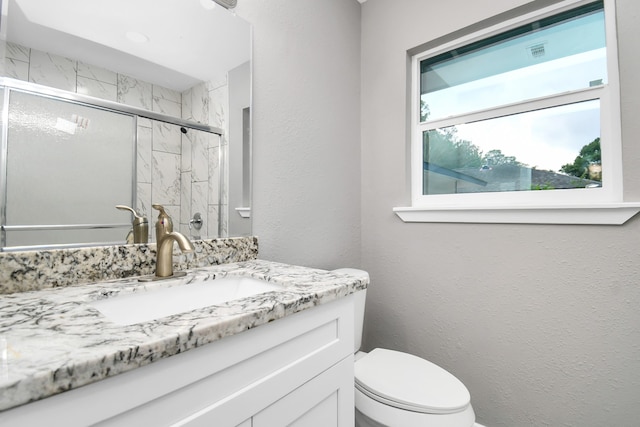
<box><xmin>152</xmin><ymin>204</ymin><xmax>194</xmax><ymax>278</ymax></box>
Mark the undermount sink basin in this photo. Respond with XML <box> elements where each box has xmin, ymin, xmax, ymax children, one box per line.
<box><xmin>90</xmin><ymin>276</ymin><xmax>283</xmax><ymax>325</ymax></box>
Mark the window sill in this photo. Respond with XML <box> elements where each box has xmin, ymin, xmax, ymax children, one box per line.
<box><xmin>393</xmin><ymin>203</ymin><xmax>640</xmax><ymax>225</ymax></box>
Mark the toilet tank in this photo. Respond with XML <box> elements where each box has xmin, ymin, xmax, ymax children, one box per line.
<box><xmin>353</xmin><ymin>289</ymin><xmax>367</xmax><ymax>353</ymax></box>
<box><xmin>332</xmin><ymin>268</ymin><xmax>369</xmax><ymax>353</ymax></box>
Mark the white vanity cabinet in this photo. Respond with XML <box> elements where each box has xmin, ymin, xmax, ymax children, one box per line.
<box><xmin>0</xmin><ymin>295</ymin><xmax>355</xmax><ymax>427</ymax></box>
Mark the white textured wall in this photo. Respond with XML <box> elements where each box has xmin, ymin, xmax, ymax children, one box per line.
<box><xmin>360</xmin><ymin>0</ymin><xmax>640</xmax><ymax>426</ymax></box>
<box><xmin>236</xmin><ymin>0</ymin><xmax>362</xmax><ymax>268</ymax></box>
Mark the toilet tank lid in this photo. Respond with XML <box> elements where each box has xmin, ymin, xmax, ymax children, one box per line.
<box><xmin>355</xmin><ymin>348</ymin><xmax>471</xmax><ymax>414</ymax></box>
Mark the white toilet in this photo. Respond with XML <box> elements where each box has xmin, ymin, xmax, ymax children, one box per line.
<box><xmin>334</xmin><ymin>269</ymin><xmax>476</xmax><ymax>427</ymax></box>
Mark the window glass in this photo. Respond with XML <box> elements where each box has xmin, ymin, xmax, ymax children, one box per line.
<box><xmin>422</xmin><ymin>100</ymin><xmax>601</xmax><ymax>195</ymax></box>
<box><xmin>420</xmin><ymin>2</ymin><xmax>606</xmax><ymax>122</ymax></box>
<box><xmin>401</xmin><ymin>0</ymin><xmax>629</xmax><ymax>223</ymax></box>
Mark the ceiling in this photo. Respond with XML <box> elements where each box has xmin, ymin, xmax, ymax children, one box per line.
<box><xmin>6</xmin><ymin>0</ymin><xmax>251</xmax><ymax>91</ymax></box>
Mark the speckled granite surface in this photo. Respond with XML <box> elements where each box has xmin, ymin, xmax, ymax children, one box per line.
<box><xmin>0</xmin><ymin>260</ymin><xmax>367</xmax><ymax>412</ymax></box>
<box><xmin>0</xmin><ymin>237</ymin><xmax>258</xmax><ymax>294</ymax></box>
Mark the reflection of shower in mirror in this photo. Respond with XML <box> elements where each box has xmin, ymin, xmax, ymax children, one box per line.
<box><xmin>0</xmin><ymin>0</ymin><xmax>252</xmax><ymax>249</ymax></box>
<box><xmin>0</xmin><ymin>79</ymin><xmax>224</xmax><ymax>251</ymax></box>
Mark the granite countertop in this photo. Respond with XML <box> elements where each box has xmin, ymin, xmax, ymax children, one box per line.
<box><xmin>0</xmin><ymin>260</ymin><xmax>368</xmax><ymax>412</ymax></box>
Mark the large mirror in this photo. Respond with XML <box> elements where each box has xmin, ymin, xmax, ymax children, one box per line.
<box><xmin>0</xmin><ymin>0</ymin><xmax>252</xmax><ymax>251</ymax></box>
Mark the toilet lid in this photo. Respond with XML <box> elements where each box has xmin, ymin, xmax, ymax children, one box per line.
<box><xmin>354</xmin><ymin>348</ymin><xmax>471</xmax><ymax>414</ymax></box>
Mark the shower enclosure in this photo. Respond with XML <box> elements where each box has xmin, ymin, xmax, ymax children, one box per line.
<box><xmin>0</xmin><ymin>78</ymin><xmax>223</xmax><ymax>251</ymax></box>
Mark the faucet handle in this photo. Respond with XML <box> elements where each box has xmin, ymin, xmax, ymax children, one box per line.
<box><xmin>116</xmin><ymin>205</ymin><xmax>149</xmax><ymax>244</ymax></box>
<box><xmin>152</xmin><ymin>204</ymin><xmax>173</xmax><ymax>234</ymax></box>
<box><xmin>116</xmin><ymin>205</ymin><xmax>142</xmax><ymax>218</ymax></box>
<box><xmin>152</xmin><ymin>204</ymin><xmax>167</xmax><ymax>215</ymax></box>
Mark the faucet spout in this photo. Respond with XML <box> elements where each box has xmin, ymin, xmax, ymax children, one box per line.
<box><xmin>156</xmin><ymin>231</ymin><xmax>195</xmax><ymax>278</ymax></box>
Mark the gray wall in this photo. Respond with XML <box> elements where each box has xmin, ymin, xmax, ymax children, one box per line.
<box><xmin>361</xmin><ymin>0</ymin><xmax>640</xmax><ymax>426</ymax></box>
<box><xmin>238</xmin><ymin>0</ymin><xmax>640</xmax><ymax>425</ymax></box>
<box><xmin>236</xmin><ymin>0</ymin><xmax>362</xmax><ymax>269</ymax></box>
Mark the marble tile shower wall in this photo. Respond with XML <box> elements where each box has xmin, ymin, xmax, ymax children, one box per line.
<box><xmin>4</xmin><ymin>42</ymin><xmax>229</xmax><ymax>239</ymax></box>
<box><xmin>209</xmin><ymin>80</ymin><xmax>230</xmax><ymax>239</ymax></box>
<box><xmin>5</xmin><ymin>42</ymin><xmax>176</xmax><ymax>112</ymax></box>
<box><xmin>183</xmin><ymin>79</ymin><xmax>230</xmax><ymax>237</ymax></box>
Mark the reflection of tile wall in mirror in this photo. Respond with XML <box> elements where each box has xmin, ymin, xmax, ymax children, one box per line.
<box><xmin>182</xmin><ymin>82</ymin><xmax>210</xmax><ymax>124</ymax></box>
<box><xmin>180</xmin><ymin>171</ymin><xmax>192</xmax><ymax>237</ymax></box>
<box><xmin>5</xmin><ymin>42</ymin><xmax>29</xmax><ymax>81</ymax></box>
<box><xmin>78</xmin><ymin>61</ymin><xmax>117</xmax><ymax>85</ymax></box>
<box><xmin>137</xmin><ymin>125</ymin><xmax>153</xmax><ymax>184</ymax></box>
<box><xmin>137</xmin><ymin>182</ymin><xmax>152</xmax><ymax>241</ymax></box>
<box><xmin>78</xmin><ymin>75</ymin><xmax>117</xmax><ymax>101</ymax></box>
<box><xmin>209</xmin><ymin>138</ymin><xmax>222</xmax><ymax>228</ymax></box>
<box><xmin>117</xmin><ymin>75</ymin><xmax>153</xmax><ymax>110</ymax></box>
<box><xmin>153</xmin><ymin>122</ymin><xmax>182</xmax><ymax>154</ymax></box>
<box><xmin>152</xmin><ymin>151</ymin><xmax>181</xmax><ymax>206</ymax></box>
<box><xmin>28</xmin><ymin>49</ymin><xmax>76</xmax><ymax>91</ymax></box>
<box><xmin>2</xmin><ymin>41</ymin><xmax>230</xmax><ymax>245</ymax></box>
<box><xmin>192</xmin><ymin>131</ymin><xmax>210</xmax><ymax>182</ymax></box>
<box><xmin>153</xmin><ymin>85</ymin><xmax>181</xmax><ymax>117</ymax></box>
<box><xmin>209</xmin><ymin>79</ymin><xmax>229</xmax><ymax>236</ymax></box>
<box><xmin>77</xmin><ymin>61</ymin><xmax>118</xmax><ymax>100</ymax></box>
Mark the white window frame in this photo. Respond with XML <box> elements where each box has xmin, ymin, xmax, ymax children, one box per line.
<box><xmin>394</xmin><ymin>0</ymin><xmax>640</xmax><ymax>225</ymax></box>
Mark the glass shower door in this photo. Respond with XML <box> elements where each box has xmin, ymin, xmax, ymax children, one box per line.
<box><xmin>1</xmin><ymin>88</ymin><xmax>136</xmax><ymax>249</ymax></box>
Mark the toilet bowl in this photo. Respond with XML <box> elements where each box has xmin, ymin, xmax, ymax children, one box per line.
<box><xmin>333</xmin><ymin>268</ymin><xmax>475</xmax><ymax>427</ymax></box>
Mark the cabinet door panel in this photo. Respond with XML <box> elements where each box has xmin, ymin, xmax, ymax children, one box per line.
<box><xmin>253</xmin><ymin>356</ymin><xmax>354</xmax><ymax>427</ymax></box>
<box><xmin>290</xmin><ymin>391</ymin><xmax>338</xmax><ymax>426</ymax></box>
